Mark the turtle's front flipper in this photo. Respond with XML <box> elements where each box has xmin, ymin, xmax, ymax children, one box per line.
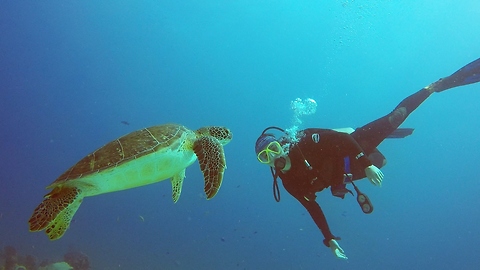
<box><xmin>28</xmin><ymin>186</ymin><xmax>83</xmax><ymax>240</ymax></box>
<box><xmin>170</xmin><ymin>169</ymin><xmax>186</xmax><ymax>203</ymax></box>
<box><xmin>193</xmin><ymin>136</ymin><xmax>226</xmax><ymax>199</ymax></box>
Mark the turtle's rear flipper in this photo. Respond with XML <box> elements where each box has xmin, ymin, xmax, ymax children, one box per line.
<box><xmin>193</xmin><ymin>136</ymin><xmax>226</xmax><ymax>199</ymax></box>
<box><xmin>28</xmin><ymin>186</ymin><xmax>83</xmax><ymax>240</ymax></box>
<box><xmin>170</xmin><ymin>169</ymin><xmax>186</xmax><ymax>203</ymax></box>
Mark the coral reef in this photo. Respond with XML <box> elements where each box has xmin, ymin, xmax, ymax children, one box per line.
<box><xmin>0</xmin><ymin>246</ymin><xmax>38</xmax><ymax>270</ymax></box>
<box><xmin>1</xmin><ymin>245</ymin><xmax>90</xmax><ymax>270</ymax></box>
<box><xmin>24</xmin><ymin>256</ymin><xmax>36</xmax><ymax>270</ymax></box>
<box><xmin>4</xmin><ymin>246</ymin><xmax>17</xmax><ymax>270</ymax></box>
<box><xmin>63</xmin><ymin>251</ymin><xmax>90</xmax><ymax>270</ymax></box>
<box><xmin>38</xmin><ymin>262</ymin><xmax>72</xmax><ymax>270</ymax></box>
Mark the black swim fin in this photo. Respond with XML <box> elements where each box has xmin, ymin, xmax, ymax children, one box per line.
<box><xmin>429</xmin><ymin>58</ymin><xmax>480</xmax><ymax>92</ymax></box>
<box><xmin>387</xmin><ymin>128</ymin><xmax>414</xmax><ymax>139</ymax></box>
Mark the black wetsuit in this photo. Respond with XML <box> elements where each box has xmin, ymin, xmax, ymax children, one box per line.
<box><xmin>276</xmin><ymin>88</ymin><xmax>432</xmax><ymax>246</ymax></box>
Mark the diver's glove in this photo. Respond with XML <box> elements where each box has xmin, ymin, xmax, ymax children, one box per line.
<box><xmin>328</xmin><ymin>239</ymin><xmax>348</xmax><ymax>260</ymax></box>
<box><xmin>365</xmin><ymin>165</ymin><xmax>384</xmax><ymax>186</ymax></box>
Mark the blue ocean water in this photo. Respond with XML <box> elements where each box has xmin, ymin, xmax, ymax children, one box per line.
<box><xmin>1</xmin><ymin>1</ymin><xmax>480</xmax><ymax>269</ymax></box>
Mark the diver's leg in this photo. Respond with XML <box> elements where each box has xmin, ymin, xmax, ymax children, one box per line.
<box><xmin>351</xmin><ymin>88</ymin><xmax>434</xmax><ymax>153</ymax></box>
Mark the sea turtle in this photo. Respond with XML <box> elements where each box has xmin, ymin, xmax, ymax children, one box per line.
<box><xmin>28</xmin><ymin>124</ymin><xmax>232</xmax><ymax>240</ymax></box>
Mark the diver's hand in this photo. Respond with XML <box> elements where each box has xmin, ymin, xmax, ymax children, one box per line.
<box><xmin>365</xmin><ymin>165</ymin><xmax>384</xmax><ymax>186</ymax></box>
<box><xmin>329</xmin><ymin>239</ymin><xmax>348</xmax><ymax>260</ymax></box>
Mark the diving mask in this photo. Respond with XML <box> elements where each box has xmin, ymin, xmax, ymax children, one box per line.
<box><xmin>257</xmin><ymin>141</ymin><xmax>283</xmax><ymax>164</ymax></box>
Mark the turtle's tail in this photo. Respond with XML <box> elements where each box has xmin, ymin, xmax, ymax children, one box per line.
<box><xmin>28</xmin><ymin>186</ymin><xmax>84</xmax><ymax>240</ymax></box>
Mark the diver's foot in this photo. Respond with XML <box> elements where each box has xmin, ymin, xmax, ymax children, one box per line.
<box><xmin>425</xmin><ymin>78</ymin><xmax>450</xmax><ymax>93</ymax></box>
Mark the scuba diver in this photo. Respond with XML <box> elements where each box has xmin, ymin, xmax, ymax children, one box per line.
<box><xmin>255</xmin><ymin>58</ymin><xmax>480</xmax><ymax>260</ymax></box>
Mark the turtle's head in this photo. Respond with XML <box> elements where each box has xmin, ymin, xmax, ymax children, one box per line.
<box><xmin>196</xmin><ymin>126</ymin><xmax>232</xmax><ymax>145</ymax></box>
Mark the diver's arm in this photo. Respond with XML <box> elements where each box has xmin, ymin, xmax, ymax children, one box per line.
<box><xmin>296</xmin><ymin>195</ymin><xmax>348</xmax><ymax>259</ymax></box>
<box><xmin>315</xmin><ymin>130</ymin><xmax>372</xmax><ymax>168</ymax></box>
<box><xmin>294</xmin><ymin>193</ymin><xmax>336</xmax><ymax>245</ymax></box>
<box><xmin>334</xmin><ymin>132</ymin><xmax>384</xmax><ymax>185</ymax></box>
<box><xmin>336</xmin><ymin>132</ymin><xmax>383</xmax><ymax>185</ymax></box>
<box><xmin>281</xmin><ymin>177</ymin><xmax>337</xmax><ymax>243</ymax></box>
